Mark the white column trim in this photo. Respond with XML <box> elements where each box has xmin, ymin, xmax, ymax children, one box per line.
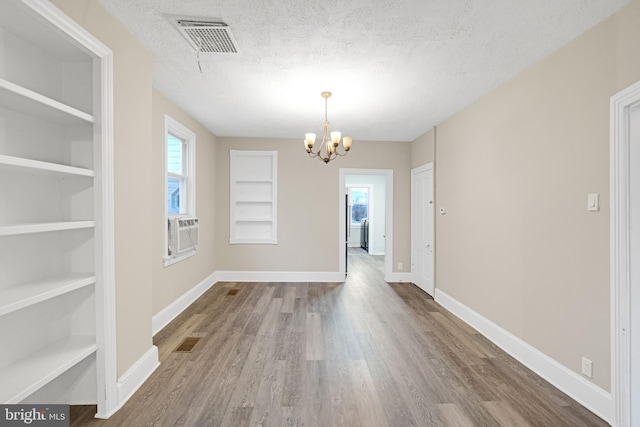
<box><xmin>610</xmin><ymin>79</ymin><xmax>640</xmax><ymax>427</ymax></box>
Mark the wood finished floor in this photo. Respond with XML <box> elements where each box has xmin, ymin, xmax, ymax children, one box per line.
<box><xmin>71</xmin><ymin>249</ymin><xmax>607</xmax><ymax>426</ymax></box>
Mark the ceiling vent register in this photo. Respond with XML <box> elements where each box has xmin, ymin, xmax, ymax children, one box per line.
<box><xmin>176</xmin><ymin>20</ymin><xmax>239</xmax><ymax>53</ymax></box>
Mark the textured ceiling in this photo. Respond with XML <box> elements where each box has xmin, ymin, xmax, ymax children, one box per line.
<box><xmin>98</xmin><ymin>0</ymin><xmax>627</xmax><ymax>142</ymax></box>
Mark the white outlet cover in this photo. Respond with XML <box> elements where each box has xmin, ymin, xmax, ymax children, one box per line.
<box><xmin>581</xmin><ymin>357</ymin><xmax>593</xmax><ymax>378</ymax></box>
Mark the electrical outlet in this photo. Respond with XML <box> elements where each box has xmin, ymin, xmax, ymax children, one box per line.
<box><xmin>398</xmin><ymin>262</ymin><xmax>403</xmax><ymax>270</ymax></box>
<box><xmin>581</xmin><ymin>357</ymin><xmax>593</xmax><ymax>378</ymax></box>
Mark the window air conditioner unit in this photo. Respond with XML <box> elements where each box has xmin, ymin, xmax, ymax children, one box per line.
<box><xmin>171</xmin><ymin>217</ymin><xmax>199</xmax><ymax>255</ymax></box>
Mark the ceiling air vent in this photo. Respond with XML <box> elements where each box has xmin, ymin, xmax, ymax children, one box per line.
<box><xmin>176</xmin><ymin>20</ymin><xmax>239</xmax><ymax>53</ymax></box>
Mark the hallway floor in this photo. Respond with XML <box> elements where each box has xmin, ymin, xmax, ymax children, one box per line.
<box><xmin>71</xmin><ymin>254</ymin><xmax>606</xmax><ymax>426</ymax></box>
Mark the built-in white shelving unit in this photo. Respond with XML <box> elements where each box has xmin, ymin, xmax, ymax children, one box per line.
<box><xmin>0</xmin><ymin>0</ymin><xmax>115</xmax><ymax>417</ymax></box>
<box><xmin>230</xmin><ymin>151</ymin><xmax>278</xmax><ymax>244</ymax></box>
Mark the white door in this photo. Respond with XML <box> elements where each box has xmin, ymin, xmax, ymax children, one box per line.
<box><xmin>411</xmin><ymin>164</ymin><xmax>434</xmax><ymax>295</ymax></box>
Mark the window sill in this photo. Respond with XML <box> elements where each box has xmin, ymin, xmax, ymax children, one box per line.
<box><xmin>163</xmin><ymin>249</ymin><xmax>196</xmax><ymax>267</ymax></box>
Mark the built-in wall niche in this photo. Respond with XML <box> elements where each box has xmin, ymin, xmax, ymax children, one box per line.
<box><xmin>230</xmin><ymin>150</ymin><xmax>278</xmax><ymax>244</ymax></box>
<box><xmin>0</xmin><ymin>0</ymin><xmax>112</xmax><ymax>410</ymax></box>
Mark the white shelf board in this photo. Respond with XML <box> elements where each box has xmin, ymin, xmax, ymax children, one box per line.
<box><xmin>0</xmin><ymin>155</ymin><xmax>94</xmax><ymax>177</ymax></box>
<box><xmin>0</xmin><ymin>273</ymin><xmax>96</xmax><ymax>317</ymax></box>
<box><xmin>234</xmin><ymin>218</ymin><xmax>273</xmax><ymax>222</ymax></box>
<box><xmin>230</xmin><ymin>238</ymin><xmax>277</xmax><ymax>245</ymax></box>
<box><xmin>0</xmin><ymin>335</ymin><xmax>97</xmax><ymax>403</ymax></box>
<box><xmin>0</xmin><ymin>78</ymin><xmax>94</xmax><ymax>125</ymax></box>
<box><xmin>0</xmin><ymin>221</ymin><xmax>95</xmax><ymax>236</ymax></box>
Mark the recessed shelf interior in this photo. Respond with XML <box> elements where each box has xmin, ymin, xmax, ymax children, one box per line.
<box><xmin>0</xmin><ymin>228</ymin><xmax>94</xmax><ymax>286</ymax></box>
<box><xmin>0</xmin><ymin>168</ymin><xmax>94</xmax><ymax>224</ymax></box>
<box><xmin>0</xmin><ymin>285</ymin><xmax>96</xmax><ymax>393</ymax></box>
<box><xmin>0</xmin><ymin>273</ymin><xmax>96</xmax><ymax>317</ymax></box>
<box><xmin>0</xmin><ymin>0</ymin><xmax>93</xmax><ymax>115</ymax></box>
<box><xmin>0</xmin><ymin>336</ymin><xmax>97</xmax><ymax>404</ymax></box>
<box><xmin>0</xmin><ymin>105</ymin><xmax>93</xmax><ymax>168</ymax></box>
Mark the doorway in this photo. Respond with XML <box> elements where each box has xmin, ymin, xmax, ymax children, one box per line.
<box><xmin>411</xmin><ymin>163</ymin><xmax>434</xmax><ymax>296</ymax></box>
<box><xmin>339</xmin><ymin>169</ymin><xmax>393</xmax><ymax>280</ymax></box>
<box><xmin>611</xmin><ymin>79</ymin><xmax>640</xmax><ymax>427</ymax></box>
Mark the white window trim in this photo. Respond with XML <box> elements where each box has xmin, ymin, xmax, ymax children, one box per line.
<box><xmin>163</xmin><ymin>115</ymin><xmax>196</xmax><ymax>266</ymax></box>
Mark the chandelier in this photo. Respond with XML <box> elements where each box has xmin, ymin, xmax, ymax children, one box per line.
<box><xmin>304</xmin><ymin>92</ymin><xmax>352</xmax><ymax>164</ymax></box>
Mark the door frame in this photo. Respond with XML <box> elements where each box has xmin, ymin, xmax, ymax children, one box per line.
<box><xmin>339</xmin><ymin>169</ymin><xmax>393</xmax><ymax>280</ymax></box>
<box><xmin>610</xmin><ymin>79</ymin><xmax>640</xmax><ymax>427</ymax></box>
<box><xmin>411</xmin><ymin>163</ymin><xmax>434</xmax><ymax>295</ymax></box>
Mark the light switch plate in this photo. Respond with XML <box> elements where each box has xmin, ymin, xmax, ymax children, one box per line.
<box><xmin>588</xmin><ymin>193</ymin><xmax>599</xmax><ymax>212</ymax></box>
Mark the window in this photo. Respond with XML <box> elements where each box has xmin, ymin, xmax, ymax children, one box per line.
<box><xmin>164</xmin><ymin>115</ymin><xmax>196</xmax><ymax>266</ymax></box>
<box><xmin>349</xmin><ymin>187</ymin><xmax>369</xmax><ymax>225</ymax></box>
<box><xmin>167</xmin><ymin>134</ymin><xmax>187</xmax><ymax>214</ymax></box>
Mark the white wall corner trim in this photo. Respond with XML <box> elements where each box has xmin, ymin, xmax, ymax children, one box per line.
<box><xmin>152</xmin><ymin>272</ymin><xmax>217</xmax><ymax>336</ymax></box>
<box><xmin>214</xmin><ymin>271</ymin><xmax>345</xmax><ymax>283</ymax></box>
<box><xmin>434</xmin><ymin>289</ymin><xmax>612</xmax><ymax>423</ymax></box>
<box><xmin>114</xmin><ymin>346</ymin><xmax>159</xmax><ymax>414</ymax></box>
<box><xmin>610</xmin><ymin>78</ymin><xmax>640</xmax><ymax>427</ymax></box>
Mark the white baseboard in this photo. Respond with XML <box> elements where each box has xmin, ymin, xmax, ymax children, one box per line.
<box><xmin>434</xmin><ymin>289</ymin><xmax>611</xmax><ymax>423</ymax></box>
<box><xmin>385</xmin><ymin>272</ymin><xmax>412</xmax><ymax>282</ymax></box>
<box><xmin>116</xmin><ymin>345</ymin><xmax>159</xmax><ymax>411</ymax></box>
<box><xmin>152</xmin><ymin>272</ymin><xmax>217</xmax><ymax>335</ymax></box>
<box><xmin>214</xmin><ymin>271</ymin><xmax>345</xmax><ymax>283</ymax></box>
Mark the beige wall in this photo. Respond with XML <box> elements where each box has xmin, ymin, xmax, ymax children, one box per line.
<box><xmin>434</xmin><ymin>0</ymin><xmax>640</xmax><ymax>391</ymax></box>
<box><xmin>51</xmin><ymin>0</ymin><xmax>154</xmax><ymax>377</ymax></box>
<box><xmin>411</xmin><ymin>127</ymin><xmax>435</xmax><ymax>168</ymax></box>
<box><xmin>151</xmin><ymin>90</ymin><xmax>218</xmax><ymax>315</ymax></box>
<box><xmin>216</xmin><ymin>138</ymin><xmax>412</xmax><ymax>273</ymax></box>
